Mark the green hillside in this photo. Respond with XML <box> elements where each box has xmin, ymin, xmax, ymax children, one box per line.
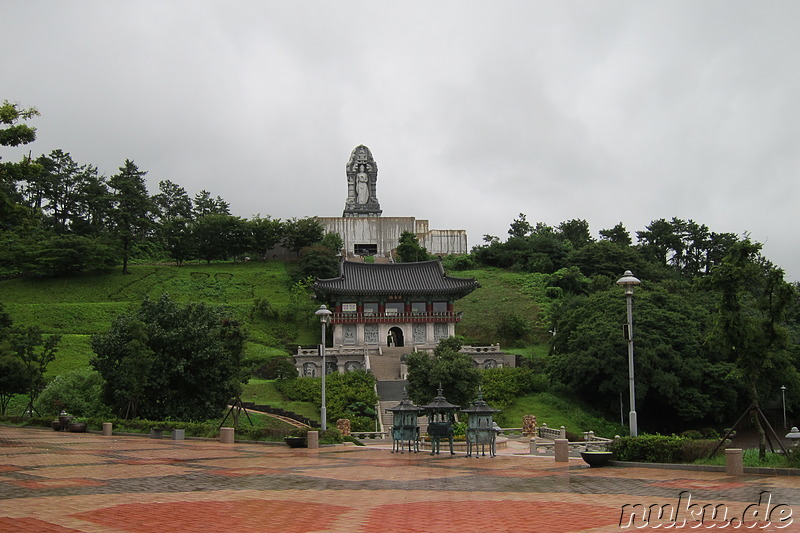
<box><xmin>0</xmin><ymin>259</ymin><xmax>627</xmax><ymax>435</ymax></box>
<box><xmin>0</xmin><ymin>261</ymin><xmax>317</xmax><ymax>378</ymax></box>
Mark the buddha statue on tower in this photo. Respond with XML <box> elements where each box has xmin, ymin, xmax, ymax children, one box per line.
<box><xmin>343</xmin><ymin>145</ymin><xmax>382</xmax><ymax>217</ymax></box>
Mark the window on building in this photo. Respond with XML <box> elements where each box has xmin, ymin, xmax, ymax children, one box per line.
<box><xmin>363</xmin><ymin>302</ymin><xmax>379</xmax><ymax>315</ymax></box>
<box><xmin>432</xmin><ymin>301</ymin><xmax>448</xmax><ymax>314</ymax></box>
<box><xmin>385</xmin><ymin>302</ymin><xmax>404</xmax><ymax>316</ymax></box>
<box><xmin>411</xmin><ymin>302</ymin><xmax>426</xmax><ymax>314</ymax></box>
<box><xmin>341</xmin><ymin>303</ymin><xmax>357</xmax><ymax>313</ymax></box>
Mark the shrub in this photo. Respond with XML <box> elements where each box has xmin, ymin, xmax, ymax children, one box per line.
<box><xmin>481</xmin><ymin>367</ymin><xmax>545</xmax><ymax>408</ymax></box>
<box><xmin>608</xmin><ymin>435</ymin><xmax>721</xmax><ymax>463</ymax></box>
<box><xmin>253</xmin><ymin>356</ymin><xmax>297</xmax><ymax>380</ymax></box>
<box><xmin>495</xmin><ymin>312</ymin><xmax>530</xmax><ymax>344</ymax></box>
<box><xmin>34</xmin><ymin>369</ymin><xmax>111</xmax><ymax>418</ymax></box>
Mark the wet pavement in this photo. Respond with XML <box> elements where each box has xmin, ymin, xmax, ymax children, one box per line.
<box><xmin>2</xmin><ymin>425</ymin><xmax>800</xmax><ymax>532</ymax></box>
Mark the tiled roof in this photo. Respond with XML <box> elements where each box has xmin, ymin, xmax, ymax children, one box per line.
<box><xmin>314</xmin><ymin>260</ymin><xmax>479</xmax><ymax>298</ymax></box>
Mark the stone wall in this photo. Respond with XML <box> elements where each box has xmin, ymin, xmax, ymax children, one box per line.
<box><xmin>319</xmin><ymin>216</ymin><xmax>467</xmax><ymax>256</ymax></box>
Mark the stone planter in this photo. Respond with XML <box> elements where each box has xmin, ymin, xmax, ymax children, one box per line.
<box><xmin>284</xmin><ymin>436</ymin><xmax>307</xmax><ymax>448</ymax></box>
<box><xmin>580</xmin><ymin>450</ymin><xmax>613</xmax><ymax>467</ymax></box>
<box><xmin>68</xmin><ymin>422</ymin><xmax>87</xmax><ymax>433</ymax></box>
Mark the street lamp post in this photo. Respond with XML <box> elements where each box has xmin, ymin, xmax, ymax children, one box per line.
<box><xmin>781</xmin><ymin>385</ymin><xmax>787</xmax><ymax>429</ymax></box>
<box><xmin>617</xmin><ymin>270</ymin><xmax>641</xmax><ymax>437</ymax></box>
<box><xmin>315</xmin><ymin>304</ymin><xmax>332</xmax><ymax>431</ymax></box>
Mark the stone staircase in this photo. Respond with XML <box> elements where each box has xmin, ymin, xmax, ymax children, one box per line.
<box><xmin>369</xmin><ymin>347</ymin><xmax>406</xmax><ymax>381</ymax></box>
<box><xmin>369</xmin><ymin>347</ymin><xmax>429</xmax><ymax>433</ymax></box>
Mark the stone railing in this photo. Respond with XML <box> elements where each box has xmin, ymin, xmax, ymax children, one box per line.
<box><xmin>295</xmin><ymin>346</ymin><xmax>378</xmax><ymax>357</ymax></box>
<box><xmin>351</xmin><ymin>431</ymin><xmax>389</xmax><ymax>440</ymax></box>
<box><xmin>460</xmin><ymin>344</ymin><xmax>503</xmax><ymax>354</ymax></box>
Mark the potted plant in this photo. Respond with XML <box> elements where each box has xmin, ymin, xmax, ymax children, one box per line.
<box><xmin>68</xmin><ymin>418</ymin><xmax>88</xmax><ymax>433</ymax></box>
<box><xmin>284</xmin><ymin>428</ymin><xmax>309</xmax><ymax>448</ymax></box>
<box><xmin>580</xmin><ymin>450</ymin><xmax>613</xmax><ymax>467</ymax></box>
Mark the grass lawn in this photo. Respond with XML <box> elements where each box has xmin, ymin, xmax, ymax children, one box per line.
<box><xmin>241</xmin><ymin>379</ymin><xmax>319</xmax><ymax>423</ymax></box>
<box><xmin>694</xmin><ymin>448</ymin><xmax>796</xmax><ymax>469</ymax></box>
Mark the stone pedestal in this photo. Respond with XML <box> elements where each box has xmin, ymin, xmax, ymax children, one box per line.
<box><xmin>102</xmin><ymin>422</ymin><xmax>113</xmax><ymax>436</ymax></box>
<box><xmin>307</xmin><ymin>430</ymin><xmax>319</xmax><ymax>449</ymax></box>
<box><xmin>554</xmin><ymin>439</ymin><xmax>569</xmax><ymax>463</ymax></box>
<box><xmin>172</xmin><ymin>429</ymin><xmax>185</xmax><ymax>441</ymax></box>
<box><xmin>725</xmin><ymin>448</ymin><xmax>744</xmax><ymax>475</ymax></box>
<box><xmin>220</xmin><ymin>427</ymin><xmax>235</xmax><ymax>444</ymax></box>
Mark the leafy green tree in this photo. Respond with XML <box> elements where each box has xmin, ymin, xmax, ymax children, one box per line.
<box><xmin>161</xmin><ymin>217</ymin><xmax>195</xmax><ymax>266</ymax></box>
<box><xmin>1</xmin><ymin>101</ymin><xmax>41</xmax><ymax>231</ymax></box>
<box><xmin>293</xmin><ymin>232</ymin><xmax>342</xmax><ymax>281</ymax></box>
<box><xmin>508</xmin><ymin>213</ymin><xmax>532</xmax><ymax>238</ymax></box>
<box><xmin>20</xmin><ymin>233</ymin><xmax>118</xmax><ymax>277</ymax></box>
<box><xmin>248</xmin><ymin>214</ymin><xmax>283</xmax><ymax>259</ymax></box>
<box><xmin>566</xmin><ymin>241</ymin><xmax>652</xmax><ymax>282</ymax></box>
<box><xmin>282</xmin><ymin>217</ymin><xmax>324</xmax><ymax>256</ymax></box>
<box><xmin>599</xmin><ymin>222</ymin><xmax>632</xmax><ymax>246</ymax></box>
<box><xmin>108</xmin><ymin>160</ymin><xmax>153</xmax><ymax>274</ymax></box>
<box><xmin>0</xmin><ymin>356</ymin><xmax>28</xmax><ymax>415</ymax></box>
<box><xmin>0</xmin><ymin>101</ymin><xmax>39</xmax><ymax>147</ymax></box>
<box><xmin>193</xmin><ymin>213</ymin><xmax>250</xmax><ymax>263</ymax></box>
<box><xmin>549</xmin><ymin>282</ymin><xmax>735</xmax><ymax>431</ymax></box>
<box><xmin>91</xmin><ymin>295</ymin><xmax>246</xmax><ymax>420</ymax></box>
<box><xmin>557</xmin><ymin>219</ymin><xmax>593</xmax><ymax>250</ymax></box>
<box><xmin>152</xmin><ymin>180</ymin><xmax>193</xmax><ymax>222</ymax></box>
<box><xmin>396</xmin><ymin>230</ymin><xmax>430</xmax><ymax>262</ymax></box>
<box><xmin>8</xmin><ymin>326</ymin><xmax>61</xmax><ymax>416</ymax></box>
<box><xmin>406</xmin><ymin>336</ymin><xmax>480</xmax><ymax>408</ymax></box>
<box><xmin>193</xmin><ymin>189</ymin><xmax>229</xmax><ymax>218</ymax></box>
<box><xmin>34</xmin><ymin>150</ymin><xmax>101</xmax><ymax>233</ymax></box>
<box><xmin>709</xmin><ymin>239</ymin><xmax>800</xmax><ymax>456</ymax></box>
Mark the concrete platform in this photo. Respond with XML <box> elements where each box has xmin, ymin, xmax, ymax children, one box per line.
<box><xmin>2</xmin><ymin>425</ymin><xmax>800</xmax><ymax>531</ymax></box>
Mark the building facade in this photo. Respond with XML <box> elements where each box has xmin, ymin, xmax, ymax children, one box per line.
<box><xmin>314</xmin><ymin>259</ymin><xmax>479</xmax><ymax>348</ymax></box>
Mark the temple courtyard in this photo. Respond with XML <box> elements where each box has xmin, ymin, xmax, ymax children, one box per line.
<box><xmin>2</xmin><ymin>426</ymin><xmax>800</xmax><ymax>532</ymax></box>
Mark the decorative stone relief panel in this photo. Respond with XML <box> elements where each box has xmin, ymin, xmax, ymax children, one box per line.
<box><xmin>364</xmin><ymin>324</ymin><xmax>379</xmax><ymax>345</ymax></box>
<box><xmin>434</xmin><ymin>323</ymin><xmax>448</xmax><ymax>343</ymax></box>
<box><xmin>344</xmin><ymin>325</ymin><xmax>357</xmax><ymax>345</ymax></box>
<box><xmin>413</xmin><ymin>323</ymin><xmax>427</xmax><ymax>344</ymax></box>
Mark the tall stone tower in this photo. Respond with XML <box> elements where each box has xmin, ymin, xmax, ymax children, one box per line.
<box><xmin>343</xmin><ymin>145</ymin><xmax>382</xmax><ymax>217</ymax></box>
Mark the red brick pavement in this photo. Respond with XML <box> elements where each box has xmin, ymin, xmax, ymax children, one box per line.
<box><xmin>2</xmin><ymin>425</ymin><xmax>800</xmax><ymax>532</ymax></box>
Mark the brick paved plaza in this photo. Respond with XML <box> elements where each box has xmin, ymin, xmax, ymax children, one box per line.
<box><xmin>2</xmin><ymin>425</ymin><xmax>800</xmax><ymax>532</ymax></box>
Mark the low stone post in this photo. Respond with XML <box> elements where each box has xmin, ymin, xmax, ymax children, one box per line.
<box><xmin>172</xmin><ymin>429</ymin><xmax>185</xmax><ymax>441</ymax></box>
<box><xmin>307</xmin><ymin>430</ymin><xmax>319</xmax><ymax>449</ymax></box>
<box><xmin>725</xmin><ymin>448</ymin><xmax>744</xmax><ymax>475</ymax></box>
<box><xmin>337</xmin><ymin>419</ymin><xmax>351</xmax><ymax>436</ymax></box>
<box><xmin>559</xmin><ymin>426</ymin><xmax>567</xmax><ymax>439</ymax></box>
<box><xmin>102</xmin><ymin>422</ymin><xmax>113</xmax><ymax>436</ymax></box>
<box><xmin>220</xmin><ymin>427</ymin><xmax>235</xmax><ymax>444</ymax></box>
<box><xmin>554</xmin><ymin>438</ymin><xmax>569</xmax><ymax>463</ymax></box>
<box><xmin>529</xmin><ymin>437</ymin><xmax>538</xmax><ymax>455</ymax></box>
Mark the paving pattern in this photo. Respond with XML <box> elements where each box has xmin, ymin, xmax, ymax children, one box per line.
<box><xmin>2</xmin><ymin>425</ymin><xmax>800</xmax><ymax>532</ymax></box>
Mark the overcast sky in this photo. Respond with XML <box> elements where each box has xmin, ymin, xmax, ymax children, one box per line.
<box><xmin>3</xmin><ymin>1</ymin><xmax>799</xmax><ymax>280</ymax></box>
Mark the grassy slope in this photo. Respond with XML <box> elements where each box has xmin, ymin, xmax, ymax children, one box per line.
<box><xmin>453</xmin><ymin>268</ymin><xmax>553</xmax><ymax>342</ymax></box>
